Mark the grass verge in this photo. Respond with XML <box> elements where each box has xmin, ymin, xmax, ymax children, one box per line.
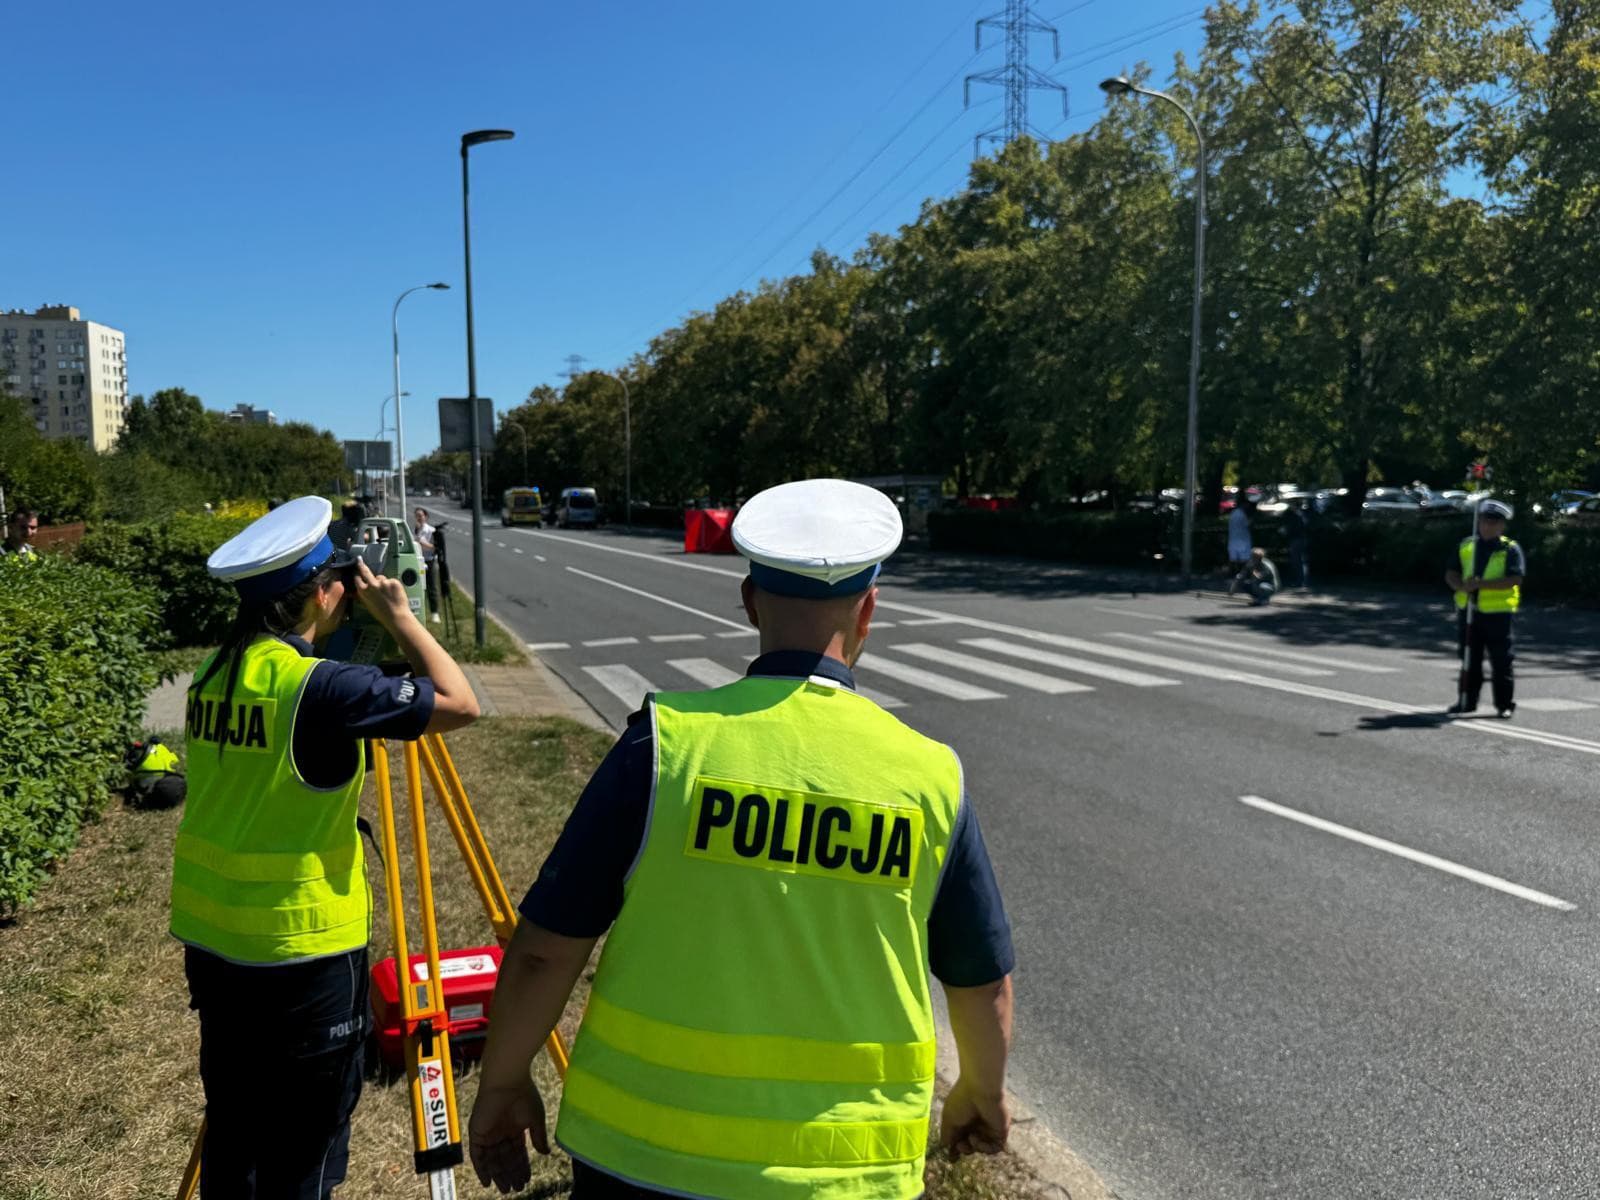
<box><xmin>0</xmin><ymin>716</ymin><xmax>1052</xmax><ymax>1199</ymax></box>
<box><xmin>435</xmin><ymin>582</ymin><xmax>527</xmax><ymax>665</ymax></box>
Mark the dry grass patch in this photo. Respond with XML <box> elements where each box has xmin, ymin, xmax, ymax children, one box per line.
<box><xmin>1</xmin><ymin>716</ymin><xmax>1054</xmax><ymax>1200</ymax></box>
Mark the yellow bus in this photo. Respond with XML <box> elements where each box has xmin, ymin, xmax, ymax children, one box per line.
<box><xmin>500</xmin><ymin>486</ymin><xmax>543</xmax><ymax>526</ymax></box>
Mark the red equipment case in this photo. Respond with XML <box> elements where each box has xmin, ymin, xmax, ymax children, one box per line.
<box><xmin>370</xmin><ymin>945</ymin><xmax>503</xmax><ymax>1067</ymax></box>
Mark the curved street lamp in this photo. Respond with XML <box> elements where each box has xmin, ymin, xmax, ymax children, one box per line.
<box><xmin>392</xmin><ymin>283</ymin><xmax>449</xmax><ymax>521</ymax></box>
<box><xmin>1100</xmin><ymin>74</ymin><xmax>1207</xmax><ymax>586</ymax></box>
<box><xmin>378</xmin><ymin>391</ymin><xmax>410</xmax><ymax>513</ymax></box>
<box><xmin>500</xmin><ymin>417</ymin><xmax>529</xmax><ymax>483</ymax></box>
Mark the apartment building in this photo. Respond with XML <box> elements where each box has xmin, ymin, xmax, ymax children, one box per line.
<box><xmin>1</xmin><ymin>304</ymin><xmax>128</xmax><ymax>451</ymax></box>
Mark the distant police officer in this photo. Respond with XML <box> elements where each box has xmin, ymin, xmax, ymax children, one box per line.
<box><xmin>468</xmin><ymin>479</ymin><xmax>1016</xmax><ymax>1200</ymax></box>
<box><xmin>1444</xmin><ymin>498</ymin><xmax>1524</xmax><ymax>718</ymax></box>
<box><xmin>172</xmin><ymin>495</ymin><xmax>481</xmax><ymax>1198</ymax></box>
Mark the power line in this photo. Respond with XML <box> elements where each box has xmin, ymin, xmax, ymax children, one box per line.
<box><xmin>965</xmin><ymin>0</ymin><xmax>1071</xmax><ymax>150</ymax></box>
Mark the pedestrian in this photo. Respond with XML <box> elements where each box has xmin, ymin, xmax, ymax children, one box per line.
<box><xmin>1227</xmin><ymin>494</ymin><xmax>1253</xmax><ymax>576</ymax></box>
<box><xmin>171</xmin><ymin>495</ymin><xmax>480</xmax><ymax>1198</ymax></box>
<box><xmin>1230</xmin><ymin>547</ymin><xmax>1281</xmax><ymax>605</ymax></box>
<box><xmin>1283</xmin><ymin>498</ymin><xmax>1312</xmax><ymax>590</ymax></box>
<box><xmin>1445</xmin><ymin>498</ymin><xmax>1524</xmax><ymax>718</ymax></box>
<box><xmin>468</xmin><ymin>478</ymin><xmax>1016</xmax><ymax>1200</ymax></box>
<box><xmin>1</xmin><ymin>508</ymin><xmax>39</xmax><ymax>558</ymax></box>
<box><xmin>413</xmin><ymin>505</ymin><xmax>442</xmax><ymax>624</ymax></box>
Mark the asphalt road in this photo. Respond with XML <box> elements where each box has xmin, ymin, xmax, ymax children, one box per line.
<box><xmin>430</xmin><ymin>502</ymin><xmax>1600</xmax><ymax>1199</ymax></box>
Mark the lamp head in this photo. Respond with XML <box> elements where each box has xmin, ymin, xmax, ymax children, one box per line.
<box><xmin>1099</xmin><ymin>76</ymin><xmax>1136</xmax><ymax>96</ymax></box>
<box><xmin>428</xmin><ymin>282</ymin><xmax>450</xmax><ymax>290</ymax></box>
<box><xmin>462</xmin><ymin>129</ymin><xmax>515</xmax><ymax>152</ymax></box>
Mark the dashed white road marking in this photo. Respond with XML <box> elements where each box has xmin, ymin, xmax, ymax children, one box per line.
<box><xmin>1155</xmin><ymin>630</ymin><xmax>1399</xmax><ymax>673</ymax></box>
<box><xmin>1091</xmin><ymin>606</ymin><xmax>1173</xmax><ymax>621</ymax></box>
<box><xmin>649</xmin><ymin>633</ymin><xmax>706</xmax><ymax>643</ymax></box>
<box><xmin>890</xmin><ymin>643</ymin><xmax>1092</xmax><ymax>695</ymax></box>
<box><xmin>513</xmin><ymin>548</ymin><xmax>524</xmax><ymax>554</ymax></box>
<box><xmin>565</xmin><ymin>566</ymin><xmax>749</xmax><ymax>630</ymax></box>
<box><xmin>534</xmin><ymin>554</ymin><xmax>547</xmax><ymax>562</ymax></box>
<box><xmin>857</xmin><ymin>653</ymin><xmax>1006</xmax><ymax>701</ymax></box>
<box><xmin>583</xmin><ymin>664</ymin><xmax>658</xmax><ymax>707</ymax></box>
<box><xmin>1238</xmin><ymin>795</ymin><xmax>1575</xmax><ymax>911</ymax></box>
<box><xmin>716</xmin><ymin>629</ymin><xmax>758</xmax><ymax>638</ymax></box>
<box><xmin>897</xmin><ymin>616</ymin><xmax>955</xmax><ymax>626</ymax></box>
<box><xmin>528</xmin><ymin>641</ymin><xmax>570</xmax><ymax>651</ymax></box>
<box><xmin>1516</xmin><ymin>698</ymin><xmax>1599</xmax><ymax>713</ymax></box>
<box><xmin>583</xmin><ymin>636</ymin><xmax>639</xmax><ymax>648</ymax></box>
<box><xmin>962</xmin><ymin>638</ymin><xmax>1179</xmax><ymax>688</ymax></box>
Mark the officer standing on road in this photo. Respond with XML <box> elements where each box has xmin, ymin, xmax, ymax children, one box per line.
<box><xmin>171</xmin><ymin>495</ymin><xmax>480</xmax><ymax>1198</ymax></box>
<box><xmin>468</xmin><ymin>478</ymin><xmax>1016</xmax><ymax>1200</ymax></box>
<box><xmin>1444</xmin><ymin>498</ymin><xmax>1524</xmax><ymax>718</ymax></box>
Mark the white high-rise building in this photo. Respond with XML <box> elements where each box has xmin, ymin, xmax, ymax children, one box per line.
<box><xmin>0</xmin><ymin>304</ymin><xmax>128</xmax><ymax>451</ymax></box>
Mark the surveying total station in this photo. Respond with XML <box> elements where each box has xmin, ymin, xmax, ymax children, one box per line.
<box><xmin>176</xmin><ymin>732</ymin><xmax>570</xmax><ymax>1200</ymax></box>
<box><xmin>320</xmin><ymin>516</ymin><xmax>428</xmax><ymax>665</ymax></box>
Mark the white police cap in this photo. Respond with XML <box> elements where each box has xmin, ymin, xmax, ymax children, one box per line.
<box><xmin>732</xmin><ymin>479</ymin><xmax>903</xmax><ymax>599</ymax></box>
<box><xmin>207</xmin><ymin>495</ymin><xmax>357</xmax><ymax>600</ymax></box>
<box><xmin>1478</xmin><ymin>498</ymin><xmax>1513</xmax><ymax>520</ymax></box>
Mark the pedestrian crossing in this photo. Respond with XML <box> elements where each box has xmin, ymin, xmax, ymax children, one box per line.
<box><xmin>561</xmin><ymin>626</ymin><xmax>1410</xmax><ymax>716</ymax></box>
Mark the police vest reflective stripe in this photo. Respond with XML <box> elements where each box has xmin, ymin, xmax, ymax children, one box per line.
<box><xmin>134</xmin><ymin>742</ymin><xmax>181</xmax><ymax>776</ymax></box>
<box><xmin>1457</xmin><ymin>538</ymin><xmax>1521</xmax><ymax>613</ymax></box>
<box><xmin>556</xmin><ymin>676</ymin><xmax>963</xmax><ymax>1200</ymax></box>
<box><xmin>170</xmin><ymin>636</ymin><xmax>368</xmax><ymax>963</ymax></box>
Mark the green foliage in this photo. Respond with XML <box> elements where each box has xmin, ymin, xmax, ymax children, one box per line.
<box><xmin>0</xmin><ymin>395</ymin><xmax>102</xmax><ymax>522</ymax></box>
<box><xmin>77</xmin><ymin>514</ymin><xmax>251</xmax><ymax>647</ymax></box>
<box><xmin>0</xmin><ymin>555</ymin><xmax>162</xmax><ymax>912</ymax></box>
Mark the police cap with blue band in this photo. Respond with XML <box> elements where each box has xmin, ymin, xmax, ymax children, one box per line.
<box><xmin>207</xmin><ymin>495</ymin><xmax>361</xmax><ymax>602</ymax></box>
<box><xmin>1478</xmin><ymin>499</ymin><xmax>1513</xmax><ymax>520</ymax></box>
<box><xmin>732</xmin><ymin>479</ymin><xmax>903</xmax><ymax>599</ymax></box>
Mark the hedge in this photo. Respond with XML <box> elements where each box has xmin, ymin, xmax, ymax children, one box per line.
<box><xmin>927</xmin><ymin>508</ymin><xmax>1600</xmax><ymax>602</ymax></box>
<box><xmin>77</xmin><ymin>514</ymin><xmax>251</xmax><ymax>647</ymax></box>
<box><xmin>0</xmin><ymin>556</ymin><xmax>162</xmax><ymax>911</ymax></box>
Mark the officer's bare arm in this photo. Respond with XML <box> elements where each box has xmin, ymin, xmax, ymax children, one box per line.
<box><xmin>1477</xmin><ymin>574</ymin><xmax>1522</xmax><ymax>591</ymax></box>
<box><xmin>480</xmin><ymin>918</ymin><xmax>596</xmax><ymax>1092</ymax></box>
<box><xmin>352</xmin><ymin>559</ymin><xmax>480</xmax><ymax>733</ymax></box>
<box><xmin>940</xmin><ymin>974</ymin><xmax>1014</xmax><ymax>1156</ymax></box>
<box><xmin>1445</xmin><ymin>569</ymin><xmax>1464</xmax><ymax>591</ymax></box>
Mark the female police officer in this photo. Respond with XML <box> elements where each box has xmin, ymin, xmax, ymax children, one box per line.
<box><xmin>171</xmin><ymin>496</ymin><xmax>479</xmax><ymax>1198</ymax></box>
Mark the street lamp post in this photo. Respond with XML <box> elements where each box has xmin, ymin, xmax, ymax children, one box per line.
<box><xmin>460</xmin><ymin>128</ymin><xmax>514</xmax><ymax>648</ymax></box>
<box><xmin>501</xmin><ymin>418</ymin><xmax>529</xmax><ymax>482</ymax></box>
<box><xmin>583</xmin><ymin>368</ymin><xmax>632</xmax><ymax>527</ymax></box>
<box><xmin>378</xmin><ymin>392</ymin><xmax>409</xmax><ymax>516</ymax></box>
<box><xmin>1100</xmin><ymin>75</ymin><xmax>1206</xmax><ymax>586</ymax></box>
<box><xmin>392</xmin><ymin>283</ymin><xmax>449</xmax><ymax>522</ymax></box>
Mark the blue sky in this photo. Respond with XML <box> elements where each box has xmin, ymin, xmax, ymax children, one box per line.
<box><xmin>6</xmin><ymin>0</ymin><xmax>1208</xmax><ymax>457</ymax></box>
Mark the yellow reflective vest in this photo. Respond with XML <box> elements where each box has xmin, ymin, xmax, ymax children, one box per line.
<box><xmin>556</xmin><ymin>675</ymin><xmax>964</xmax><ymax>1200</ymax></box>
<box><xmin>1456</xmin><ymin>537</ymin><xmax>1521</xmax><ymax>613</ymax></box>
<box><xmin>170</xmin><ymin>636</ymin><xmax>368</xmax><ymax>963</ymax></box>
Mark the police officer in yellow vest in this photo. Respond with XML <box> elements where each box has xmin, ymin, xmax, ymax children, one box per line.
<box><xmin>469</xmin><ymin>479</ymin><xmax>1016</xmax><ymax>1200</ymax></box>
<box><xmin>171</xmin><ymin>495</ymin><xmax>480</xmax><ymax>1198</ymax></box>
<box><xmin>1444</xmin><ymin>498</ymin><xmax>1525</xmax><ymax>719</ymax></box>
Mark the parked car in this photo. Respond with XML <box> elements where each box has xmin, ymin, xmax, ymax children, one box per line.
<box><xmin>556</xmin><ymin>486</ymin><xmax>600</xmax><ymax>528</ymax></box>
<box><xmin>1531</xmin><ymin>489</ymin><xmax>1594</xmax><ymax>517</ymax></box>
<box><xmin>1360</xmin><ymin>486</ymin><xmax>1422</xmax><ymax>518</ymax></box>
<box><xmin>1255</xmin><ymin>488</ymin><xmax>1313</xmax><ymax>516</ymax></box>
<box><xmin>1561</xmin><ymin>495</ymin><xmax>1600</xmax><ymax>527</ymax></box>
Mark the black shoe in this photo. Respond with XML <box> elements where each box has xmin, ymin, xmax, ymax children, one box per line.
<box><xmin>1446</xmin><ymin>700</ymin><xmax>1478</xmax><ymax>715</ymax></box>
<box><xmin>1497</xmin><ymin>703</ymin><xmax>1516</xmax><ymax>720</ymax></box>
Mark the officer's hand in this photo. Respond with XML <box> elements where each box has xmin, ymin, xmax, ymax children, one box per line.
<box><xmin>1463</xmin><ymin>576</ymin><xmax>1483</xmax><ymax>592</ymax></box>
<box><xmin>351</xmin><ymin>558</ymin><xmax>413</xmax><ymax>628</ymax></box>
<box><xmin>468</xmin><ymin>1082</ymin><xmax>549</xmax><ymax>1194</ymax></box>
<box><xmin>940</xmin><ymin>1075</ymin><xmax>1010</xmax><ymax>1159</ymax></box>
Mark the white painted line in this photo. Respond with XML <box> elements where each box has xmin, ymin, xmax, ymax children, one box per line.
<box><xmin>873</xmin><ymin>620</ymin><xmax>897</xmax><ymax>628</ymax></box>
<box><xmin>890</xmin><ymin>643</ymin><xmax>1092</xmax><ymax>695</ymax></box>
<box><xmin>649</xmin><ymin>633</ymin><xmax>706</xmax><ymax>643</ymax></box>
<box><xmin>565</xmin><ymin>566</ymin><xmax>750</xmax><ymax>630</ymax></box>
<box><xmin>583</xmin><ymin>665</ymin><xmax>658</xmax><ymax>707</ymax></box>
<box><xmin>961</xmin><ymin>638</ymin><xmax>1180</xmax><ymax>688</ymax></box>
<box><xmin>583</xmin><ymin>636</ymin><xmax>639</xmax><ymax>648</ymax></box>
<box><xmin>513</xmin><ymin>547</ymin><xmax>524</xmax><ymax>554</ymax></box>
<box><xmin>857</xmin><ymin>685</ymin><xmax>907</xmax><ymax>710</ymax></box>
<box><xmin>898</xmin><ymin>616</ymin><xmax>955</xmax><ymax>626</ymax></box>
<box><xmin>667</xmin><ymin>658</ymin><xmax>742</xmax><ymax>688</ymax></box>
<box><xmin>857</xmin><ymin>652</ymin><xmax>1006</xmax><ymax>701</ymax></box>
<box><xmin>1516</xmin><ymin>698</ymin><xmax>1598</xmax><ymax>713</ymax></box>
<box><xmin>717</xmin><ymin>629</ymin><xmax>758</xmax><ymax>638</ymax></box>
<box><xmin>522</xmin><ymin>529</ymin><xmax>744</xmax><ymax>578</ymax></box>
<box><xmin>1238</xmin><ymin>795</ymin><xmax>1575</xmax><ymax>911</ymax></box>
<box><xmin>534</xmin><ymin>554</ymin><xmax>547</xmax><ymax>562</ymax></box>
<box><xmin>495</xmin><ymin>541</ymin><xmax>507</xmax><ymax>547</ymax></box>
<box><xmin>1155</xmin><ymin>630</ymin><xmax>1400</xmax><ymax>673</ymax></box>
<box><xmin>1091</xmin><ymin>606</ymin><xmax>1172</xmax><ymax>622</ymax></box>
<box><xmin>528</xmin><ymin>641</ymin><xmax>570</xmax><ymax>651</ymax></box>
<box><xmin>1112</xmin><ymin>632</ymin><xmax>1335</xmax><ymax>678</ymax></box>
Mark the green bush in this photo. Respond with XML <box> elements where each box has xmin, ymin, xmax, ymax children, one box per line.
<box><xmin>0</xmin><ymin>556</ymin><xmax>162</xmax><ymax>912</ymax></box>
<box><xmin>77</xmin><ymin>514</ymin><xmax>250</xmax><ymax>647</ymax></box>
<box><xmin>927</xmin><ymin>507</ymin><xmax>1600</xmax><ymax>603</ymax></box>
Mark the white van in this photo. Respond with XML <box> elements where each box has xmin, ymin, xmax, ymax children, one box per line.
<box><xmin>556</xmin><ymin>486</ymin><xmax>599</xmax><ymax>528</ymax></box>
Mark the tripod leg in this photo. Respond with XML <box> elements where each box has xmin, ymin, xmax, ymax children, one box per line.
<box><xmin>175</xmin><ymin>1120</ymin><xmax>203</xmax><ymax>1200</ymax></box>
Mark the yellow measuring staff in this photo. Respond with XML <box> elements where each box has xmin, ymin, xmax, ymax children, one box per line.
<box><xmin>176</xmin><ymin>733</ymin><xmax>568</xmax><ymax>1199</ymax></box>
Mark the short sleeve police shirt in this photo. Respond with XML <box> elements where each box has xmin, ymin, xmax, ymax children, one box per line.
<box><xmin>1450</xmin><ymin>538</ymin><xmax>1527</xmax><ymax>580</ymax></box>
<box><xmin>280</xmin><ymin>634</ymin><xmax>436</xmax><ymax>787</ymax></box>
<box><xmin>520</xmin><ymin>651</ymin><xmax>1015</xmax><ymax>987</ymax></box>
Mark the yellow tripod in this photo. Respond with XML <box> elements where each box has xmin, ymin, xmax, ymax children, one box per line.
<box><xmin>177</xmin><ymin>733</ymin><xmax>569</xmax><ymax>1199</ymax></box>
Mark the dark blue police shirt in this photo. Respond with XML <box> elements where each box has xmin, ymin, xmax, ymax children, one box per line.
<box><xmin>279</xmin><ymin>634</ymin><xmax>437</xmax><ymax>787</ymax></box>
<box><xmin>520</xmin><ymin>651</ymin><xmax>1015</xmax><ymax>987</ymax></box>
<box><xmin>1449</xmin><ymin>538</ymin><xmax>1527</xmax><ymax>583</ymax></box>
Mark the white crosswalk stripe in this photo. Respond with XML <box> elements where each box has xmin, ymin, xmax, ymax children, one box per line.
<box><xmin>1153</xmin><ymin>630</ymin><xmax>1400</xmax><ymax>673</ymax></box>
<box><xmin>960</xmin><ymin>638</ymin><xmax>1179</xmax><ymax>688</ymax></box>
<box><xmin>1003</xmin><ymin>632</ymin><xmax>1316</xmax><ymax>685</ymax></box>
<box><xmin>1111</xmin><ymin>632</ymin><xmax>1334</xmax><ymax>677</ymax></box>
<box><xmin>856</xmin><ymin>652</ymin><xmax>1006</xmax><ymax>701</ymax></box>
<box><xmin>889</xmin><ymin>643</ymin><xmax>1092</xmax><ymax>694</ymax></box>
<box><xmin>583</xmin><ymin>665</ymin><xmax>657</xmax><ymax>707</ymax></box>
<box><xmin>667</xmin><ymin>658</ymin><xmax>741</xmax><ymax>688</ymax></box>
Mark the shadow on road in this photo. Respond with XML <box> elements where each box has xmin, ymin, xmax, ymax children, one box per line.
<box><xmin>1357</xmin><ymin>712</ymin><xmax>1454</xmax><ymax>732</ymax></box>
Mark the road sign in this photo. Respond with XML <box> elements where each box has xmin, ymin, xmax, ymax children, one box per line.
<box><xmin>438</xmin><ymin>398</ymin><xmax>495</xmax><ymax>453</ymax></box>
<box><xmin>343</xmin><ymin>440</ymin><xmax>392</xmax><ymax>471</ymax></box>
